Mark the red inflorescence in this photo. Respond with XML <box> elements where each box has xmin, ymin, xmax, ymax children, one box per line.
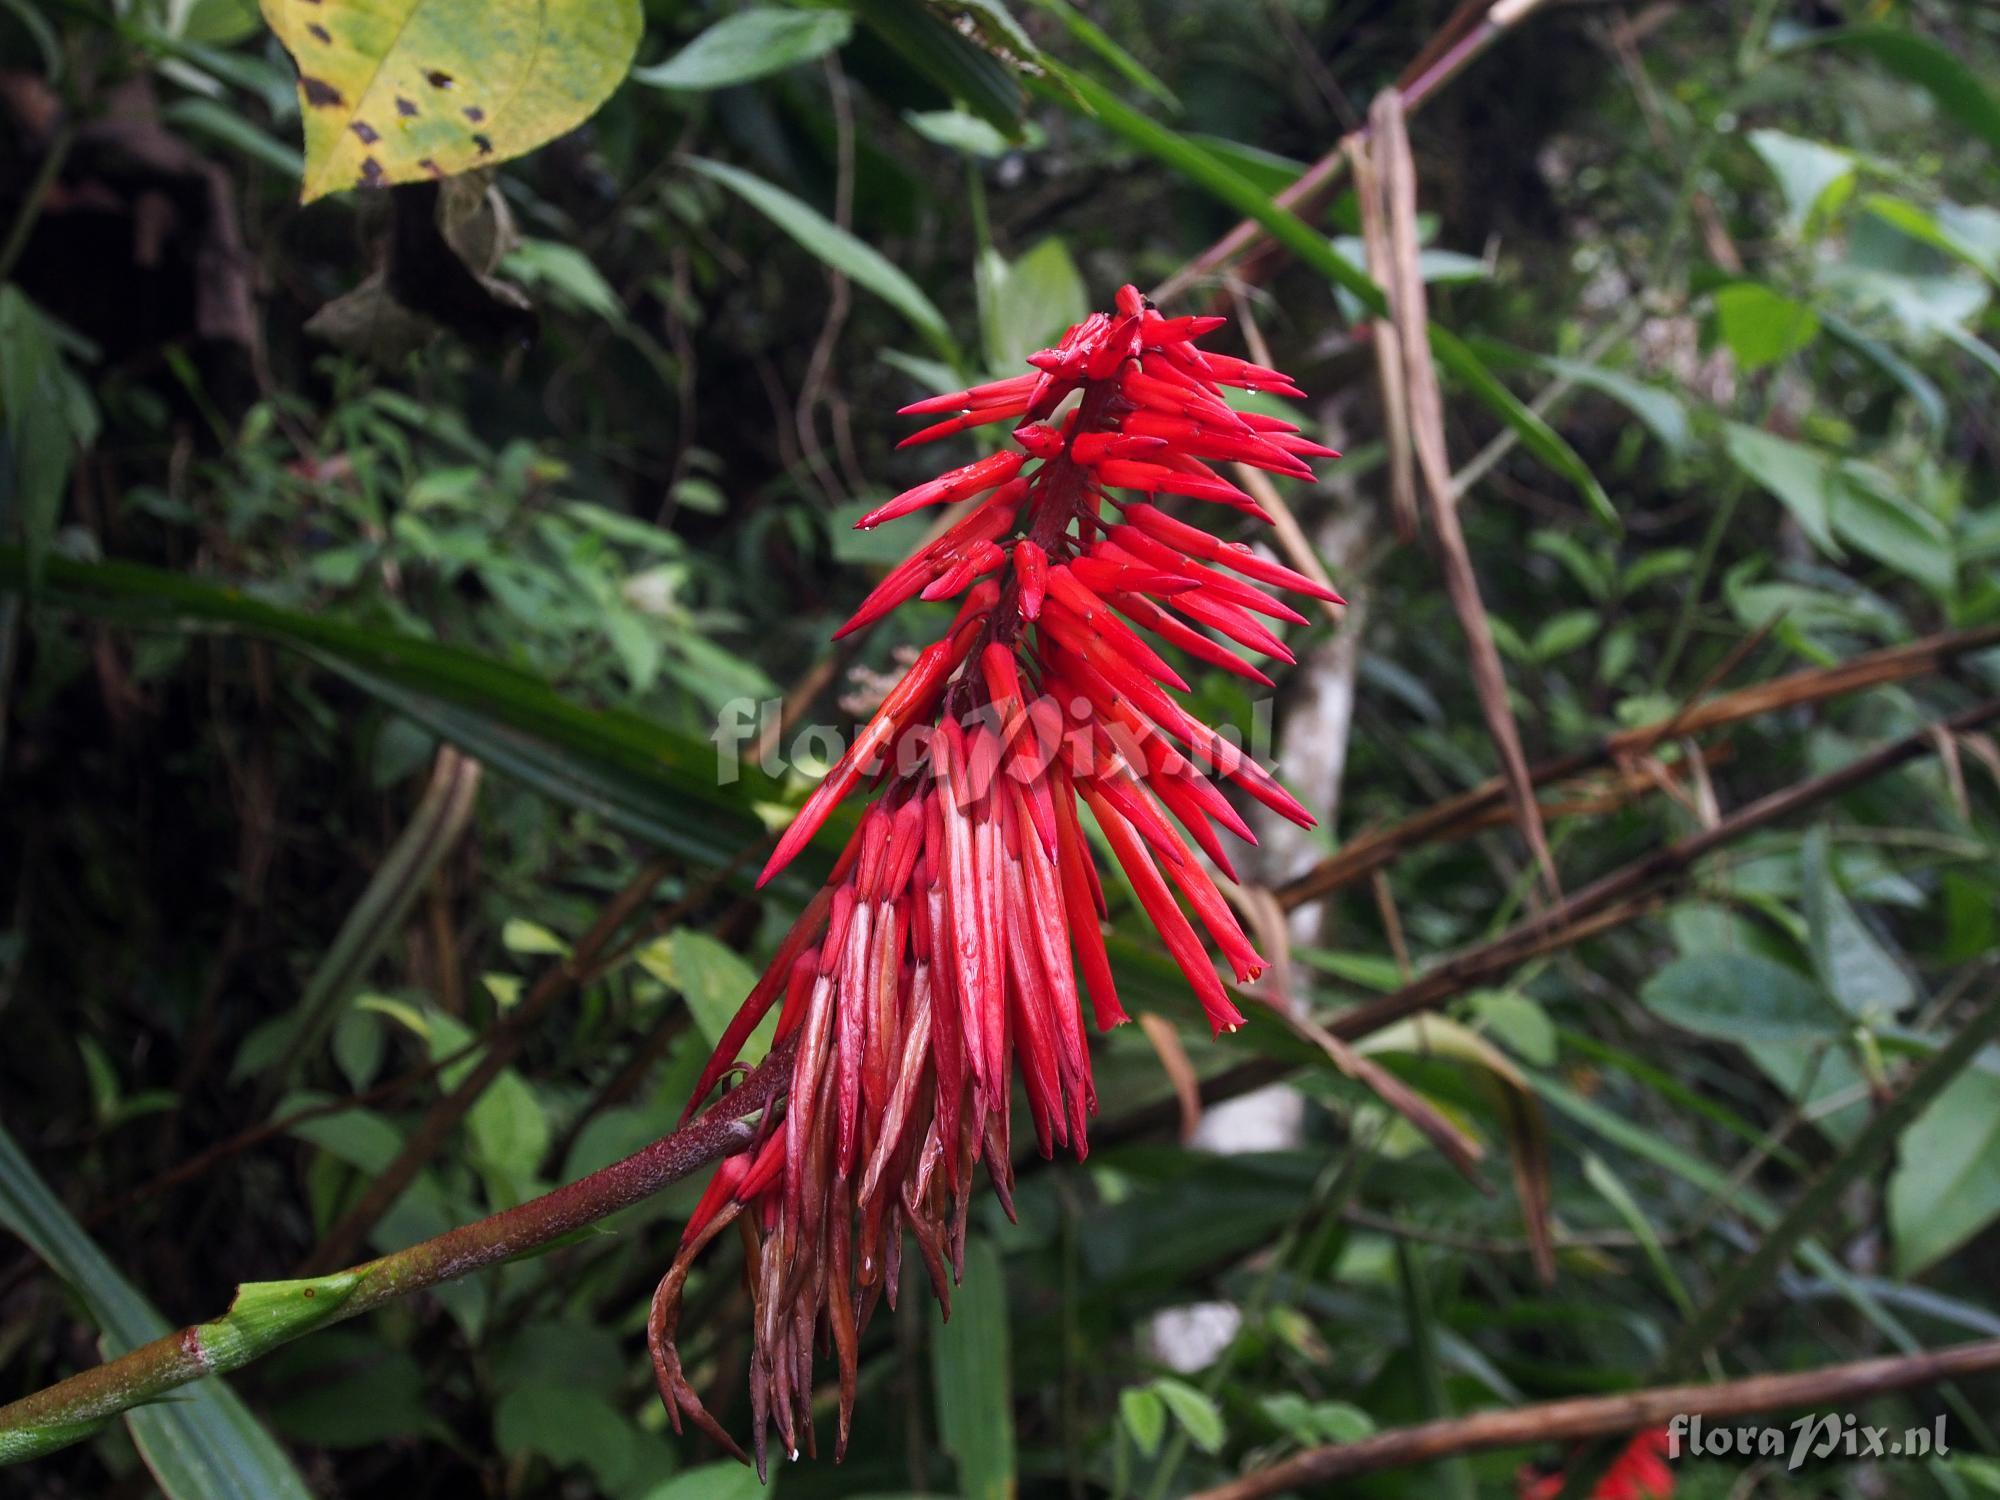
<box><xmin>652</xmin><ymin>285</ymin><xmax>1340</xmax><ymax>1471</ymax></box>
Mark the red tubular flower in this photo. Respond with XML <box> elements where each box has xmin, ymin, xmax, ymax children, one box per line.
<box><xmin>652</xmin><ymin>285</ymin><xmax>1340</xmax><ymax>1471</ymax></box>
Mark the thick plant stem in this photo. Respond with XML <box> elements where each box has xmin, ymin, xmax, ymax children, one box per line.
<box><xmin>0</xmin><ymin>1036</ymin><xmax>797</xmax><ymax>1466</ymax></box>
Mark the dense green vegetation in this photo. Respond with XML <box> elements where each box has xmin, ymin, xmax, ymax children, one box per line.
<box><xmin>2</xmin><ymin>0</ymin><xmax>1999</xmax><ymax>1496</ymax></box>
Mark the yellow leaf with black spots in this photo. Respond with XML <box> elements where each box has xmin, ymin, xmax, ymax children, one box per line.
<box><xmin>259</xmin><ymin>0</ymin><xmax>642</xmax><ymax>203</ymax></box>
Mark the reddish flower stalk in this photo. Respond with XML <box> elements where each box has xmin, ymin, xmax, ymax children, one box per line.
<box><xmin>654</xmin><ymin>286</ymin><xmax>1340</xmax><ymax>1471</ymax></box>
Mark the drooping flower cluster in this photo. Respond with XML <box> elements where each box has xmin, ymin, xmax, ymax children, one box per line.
<box><xmin>652</xmin><ymin>286</ymin><xmax>1339</xmax><ymax>1470</ymax></box>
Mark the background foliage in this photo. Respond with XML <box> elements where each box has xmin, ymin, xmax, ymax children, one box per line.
<box><xmin>3</xmin><ymin>0</ymin><xmax>2000</xmax><ymax>1496</ymax></box>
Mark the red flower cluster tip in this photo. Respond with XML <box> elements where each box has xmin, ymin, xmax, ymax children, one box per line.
<box><xmin>651</xmin><ymin>285</ymin><xmax>1340</xmax><ymax>1471</ymax></box>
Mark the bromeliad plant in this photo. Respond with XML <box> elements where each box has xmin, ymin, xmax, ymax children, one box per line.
<box><xmin>651</xmin><ymin>285</ymin><xmax>1339</xmax><ymax>1470</ymax></box>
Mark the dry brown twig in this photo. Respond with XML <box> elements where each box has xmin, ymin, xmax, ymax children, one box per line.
<box><xmin>1188</xmin><ymin>1338</ymin><xmax>2000</xmax><ymax>1500</ymax></box>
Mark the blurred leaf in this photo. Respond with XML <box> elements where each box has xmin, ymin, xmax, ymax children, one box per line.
<box><xmin>1259</xmin><ymin>1393</ymin><xmax>1374</xmax><ymax>1445</ymax></box>
<box><xmin>494</xmin><ymin>1383</ymin><xmax>637</xmax><ymax>1491</ymax></box>
<box><xmin>1530</xmin><ymin>609</ymin><xmax>1598</xmax><ymax>662</ymax></box>
<box><xmin>933</xmin><ymin>1237</ymin><xmax>1014</xmax><ymax>1500</ymax></box>
<box><xmin>1746</xmin><ymin>129</ymin><xmax>1854</xmax><ymax>237</ymax></box>
<box><xmin>1639</xmin><ymin>953</ymin><xmax>1845</xmax><ymax>1044</ymax></box>
<box><xmin>501</xmin><ymin>917</ymin><xmax>568</xmax><ymax>955</ymax></box>
<box><xmin>977</xmin><ymin>235</ymin><xmax>1087</xmax><ymax>373</ymax></box>
<box><xmin>1535</xmin><ymin>356</ymin><xmax>1690</xmax><ymax>458</ymax></box>
<box><xmin>1832</xmin><ymin>466</ymin><xmax>1955</xmax><ymax>594</ymax></box>
<box><xmin>1722</xmin><ymin>423</ymin><xmax>1841</xmax><ymax>556</ymax></box>
<box><xmin>1713</xmin><ymin>283</ymin><xmax>1821</xmax><ymax>370</ymax></box>
<box><xmin>636</xmin><ymin>1460</ymin><xmax>766</xmax><ymax>1500</ymax></box>
<box><xmin>0</xmin><ymin>288</ymin><xmax>91</xmax><ymax>588</ymax></box>
<box><xmin>640</xmin><ymin>929</ymin><xmax>762</xmax><ymax>1053</ymax></box>
<box><xmin>467</xmin><ymin>1067</ymin><xmax>551</xmax><ymax>1199</ymax></box>
<box><xmin>1120</xmin><ymin>1385</ymin><xmax>1166</xmax><ymax>1457</ymax></box>
<box><xmin>1803</xmin><ymin>827</ymin><xmax>1916</xmax><ymax>1023</ymax></box>
<box><xmin>0</xmin><ymin>1123</ymin><xmax>319</xmax><ymax>1490</ymax></box>
<box><xmin>161</xmin><ymin>96</ymin><xmax>304</xmax><ymax>175</ymax></box>
<box><xmin>904</xmin><ymin>107</ymin><xmax>1022</xmax><ymax>157</ymax></box>
<box><xmin>1469</xmin><ymin>992</ymin><xmax>1556</xmax><ymax>1067</ymax></box>
<box><xmin>1889</xmin><ymin>1064</ymin><xmax>2000</xmax><ymax>1275</ymax></box>
<box><xmin>632</xmin><ymin>7</ymin><xmax>852</xmax><ymax>90</ymax></box>
<box><xmin>1048</xmin><ymin>67</ymin><xmax>1616</xmax><ymax>523</ymax></box>
<box><xmin>1786</xmin><ymin>26</ymin><xmax>2000</xmax><ymax>154</ymax></box>
<box><xmin>850</xmin><ymin>0</ymin><xmax>1026</xmax><ymax>135</ymax></box>
<box><xmin>262</xmin><ymin>0</ymin><xmax>643</xmax><ymax>202</ymax></box>
<box><xmin>264</xmin><ymin>1331</ymin><xmax>433</xmax><ymax>1447</ymax></box>
<box><xmin>1583</xmin><ymin>1154</ymin><xmax>1692</xmax><ymax>1315</ymax></box>
<box><xmin>688</xmin><ymin>157</ymin><xmax>957</xmax><ymax>359</ymax></box>
<box><xmin>1152</xmin><ymin>1377</ymin><xmax>1224</xmax><ymax>1454</ymax></box>
<box><xmin>1860</xmin><ymin>195</ymin><xmax>2000</xmax><ymax>283</ymax></box>
<box><xmin>0</xmin><ymin>549</ymin><xmax>799</xmax><ymax>888</ymax></box>
<box><xmin>500</xmin><ymin>240</ymin><xmax>623</xmax><ymax>322</ymax></box>
<box><xmin>1024</xmin><ymin>0</ymin><xmax>1177</xmax><ymax>108</ymax></box>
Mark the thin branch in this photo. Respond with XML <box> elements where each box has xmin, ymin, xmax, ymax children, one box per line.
<box><xmin>1275</xmin><ymin>623</ymin><xmax>2000</xmax><ymax>912</ymax></box>
<box><xmin>1188</xmin><ymin>1338</ymin><xmax>2000</xmax><ymax>1500</ymax></box>
<box><xmin>1098</xmin><ymin>699</ymin><xmax>2000</xmax><ymax>1145</ymax></box>
<box><xmin>1151</xmin><ymin>0</ymin><xmax>1556</xmax><ymax>303</ymax></box>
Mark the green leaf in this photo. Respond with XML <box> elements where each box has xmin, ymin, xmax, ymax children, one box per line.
<box><xmin>467</xmin><ymin>1067</ymin><xmax>551</xmax><ymax>1195</ymax></box>
<box><xmin>264</xmin><ymin>1332</ymin><xmax>433</xmax><ymax>1448</ymax></box>
<box><xmin>1783</xmin><ymin>26</ymin><xmax>2000</xmax><ymax>155</ymax></box>
<box><xmin>1258</xmin><ymin>1393</ymin><xmax>1373</xmax><ymax>1445</ymax></box>
<box><xmin>1022</xmin><ymin>0</ymin><xmax>1177</xmax><ymax>109</ymax></box>
<box><xmin>260</xmin><ymin>0</ymin><xmax>644</xmax><ymax>202</ymax></box>
<box><xmin>1583</xmin><ymin>1154</ymin><xmax>1692</xmax><ymax>1315</ymax></box>
<box><xmin>1746</xmin><ymin>129</ymin><xmax>1855</xmax><ymax>237</ymax></box>
<box><xmin>1152</xmin><ymin>1377</ymin><xmax>1225</xmax><ymax>1454</ymax></box>
<box><xmin>639</xmin><ymin>929</ymin><xmax>762</xmax><ymax>1052</ymax></box>
<box><xmin>1721</xmin><ymin>423</ymin><xmax>1841</xmax><ymax>556</ymax></box>
<box><xmin>1713</xmin><ymin>283</ymin><xmax>1821</xmax><ymax>371</ymax></box>
<box><xmin>635</xmin><ymin>1460</ymin><xmax>767</xmax><ymax>1500</ymax></box>
<box><xmin>494</xmin><ymin>1384</ymin><xmax>637</xmax><ymax>1491</ymax></box>
<box><xmin>0</xmin><ymin>288</ymin><xmax>90</xmax><ymax>587</ymax></box>
<box><xmin>688</xmin><ymin>156</ymin><xmax>957</xmax><ymax>359</ymax></box>
<box><xmin>1640</xmin><ymin>953</ymin><xmax>1846</xmax><ymax>1044</ymax></box>
<box><xmin>0</xmin><ymin>549</ymin><xmax>800</xmax><ymax>890</ymax></box>
<box><xmin>161</xmin><ymin>96</ymin><xmax>305</xmax><ymax>176</ymax></box>
<box><xmin>0</xmin><ymin>1122</ymin><xmax>319</xmax><ymax>1490</ymax></box>
<box><xmin>1802</xmin><ymin>826</ymin><xmax>1915</xmax><ymax>1021</ymax></box>
<box><xmin>1042</xmin><ymin>66</ymin><xmax>1615</xmax><ymax>524</ymax></box>
<box><xmin>632</xmin><ymin>7</ymin><xmax>853</xmax><ymax>90</ymax></box>
<box><xmin>500</xmin><ymin>240</ymin><xmax>624</xmax><ymax>322</ymax></box>
<box><xmin>1530</xmin><ymin>609</ymin><xmax>1598</xmax><ymax>662</ymax></box>
<box><xmin>977</xmin><ymin>235</ymin><xmax>1088</xmax><ymax>374</ymax></box>
<box><xmin>905</xmin><ymin>107</ymin><xmax>1022</xmax><ymax>158</ymax></box>
<box><xmin>1832</xmin><ymin>466</ymin><xmax>1955</xmax><ymax>594</ymax></box>
<box><xmin>1534</xmin><ymin>356</ymin><xmax>1690</xmax><ymax>457</ymax></box>
<box><xmin>1469</xmin><ymin>991</ymin><xmax>1557</xmax><ymax>1067</ymax></box>
<box><xmin>933</xmin><ymin>1237</ymin><xmax>1014</xmax><ymax>1500</ymax></box>
<box><xmin>1860</xmin><ymin>195</ymin><xmax>2000</xmax><ymax>284</ymax></box>
<box><xmin>501</xmin><ymin>917</ymin><xmax>568</xmax><ymax>955</ymax></box>
<box><xmin>1889</xmin><ymin>1067</ymin><xmax>2000</xmax><ymax>1275</ymax></box>
<box><xmin>1120</xmin><ymin>1386</ymin><xmax>1166</xmax><ymax>1457</ymax></box>
<box><xmin>850</xmin><ymin>0</ymin><xmax>1026</xmax><ymax>135</ymax></box>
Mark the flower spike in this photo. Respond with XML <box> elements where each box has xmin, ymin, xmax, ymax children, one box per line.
<box><xmin>661</xmin><ymin>286</ymin><xmax>1340</xmax><ymax>1462</ymax></box>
